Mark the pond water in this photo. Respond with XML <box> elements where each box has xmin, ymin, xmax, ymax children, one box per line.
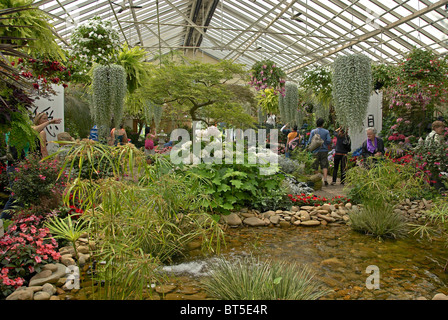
<box><xmin>164</xmin><ymin>224</ymin><xmax>448</xmax><ymax>300</ymax></box>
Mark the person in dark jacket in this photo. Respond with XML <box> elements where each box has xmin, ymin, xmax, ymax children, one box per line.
<box><xmin>361</xmin><ymin>127</ymin><xmax>385</xmax><ymax>167</ymax></box>
<box><xmin>331</xmin><ymin>128</ymin><xmax>351</xmax><ymax>185</ymax></box>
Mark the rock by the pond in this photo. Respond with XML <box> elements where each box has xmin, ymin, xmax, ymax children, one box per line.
<box><xmin>269</xmin><ymin>215</ymin><xmax>280</xmax><ymax>225</ymax></box>
<box><xmin>243</xmin><ymin>217</ymin><xmax>266</xmax><ymax>227</ymax></box>
<box><xmin>42</xmin><ymin>283</ymin><xmax>57</xmax><ymax>296</ymax></box>
<box><xmin>262</xmin><ymin>210</ymin><xmax>275</xmax><ymax>219</ymax></box>
<box><xmin>61</xmin><ymin>254</ymin><xmax>76</xmax><ymax>267</ymax></box>
<box><xmin>155</xmin><ymin>284</ymin><xmax>177</xmax><ymax>294</ymax></box>
<box><xmin>300</xmin><ymin>211</ymin><xmax>310</xmax><ymax>221</ymax></box>
<box><xmin>34</xmin><ymin>291</ymin><xmax>51</xmax><ymax>301</ymax></box>
<box><xmin>223</xmin><ymin>213</ymin><xmax>242</xmax><ymax>226</ymax></box>
<box><xmin>6</xmin><ymin>287</ymin><xmax>34</xmax><ymax>300</ymax></box>
<box><xmin>301</xmin><ymin>220</ymin><xmax>321</xmax><ymax>226</ymax></box>
<box><xmin>432</xmin><ymin>293</ymin><xmax>448</xmax><ymax>300</ymax></box>
<box><xmin>29</xmin><ymin>263</ymin><xmax>67</xmax><ymax>287</ymax></box>
<box><xmin>279</xmin><ymin>220</ymin><xmax>291</xmax><ymax>228</ymax></box>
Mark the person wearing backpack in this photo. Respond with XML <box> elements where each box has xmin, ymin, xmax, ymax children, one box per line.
<box><xmin>282</xmin><ymin>124</ymin><xmax>299</xmax><ymax>158</ymax></box>
<box><xmin>331</xmin><ymin>128</ymin><xmax>351</xmax><ymax>185</ymax></box>
<box><xmin>308</xmin><ymin>118</ymin><xmax>332</xmax><ymax>186</ymax></box>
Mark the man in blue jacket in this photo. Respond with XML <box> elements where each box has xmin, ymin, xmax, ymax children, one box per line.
<box><xmin>308</xmin><ymin>118</ymin><xmax>332</xmax><ymax>186</ymax></box>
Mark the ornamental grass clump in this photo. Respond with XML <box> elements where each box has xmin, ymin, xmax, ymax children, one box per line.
<box><xmin>201</xmin><ymin>255</ymin><xmax>328</xmax><ymax>300</ymax></box>
<box><xmin>349</xmin><ymin>202</ymin><xmax>408</xmax><ymax>240</ymax></box>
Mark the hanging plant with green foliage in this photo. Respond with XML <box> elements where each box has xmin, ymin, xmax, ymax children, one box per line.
<box><xmin>91</xmin><ymin>64</ymin><xmax>126</xmax><ymax>138</ymax></box>
<box><xmin>70</xmin><ymin>16</ymin><xmax>121</xmax><ymax>69</ymax></box>
<box><xmin>332</xmin><ymin>54</ymin><xmax>372</xmax><ymax>132</ymax></box>
<box><xmin>300</xmin><ymin>66</ymin><xmax>333</xmax><ymax>110</ymax></box>
<box><xmin>116</xmin><ymin>44</ymin><xmax>149</xmax><ymax>94</ymax></box>
<box><xmin>278</xmin><ymin>82</ymin><xmax>301</xmax><ymax>126</ymax></box>
<box><xmin>256</xmin><ymin>88</ymin><xmax>278</xmax><ymax>114</ymax></box>
<box><xmin>0</xmin><ymin>0</ymin><xmax>64</xmax><ymax>59</ymax></box>
<box><xmin>248</xmin><ymin>60</ymin><xmax>286</xmax><ymax>95</ymax></box>
<box><xmin>152</xmin><ymin>104</ymin><xmax>163</xmax><ymax>129</ymax></box>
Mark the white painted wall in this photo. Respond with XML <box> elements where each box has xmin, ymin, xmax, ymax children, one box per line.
<box><xmin>31</xmin><ymin>84</ymin><xmax>65</xmax><ymax>154</ymax></box>
<box><xmin>349</xmin><ymin>91</ymin><xmax>383</xmax><ymax>152</ymax></box>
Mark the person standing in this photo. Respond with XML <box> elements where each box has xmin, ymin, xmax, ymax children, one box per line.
<box><xmin>281</xmin><ymin>123</ymin><xmax>298</xmax><ymax>158</ymax></box>
<box><xmin>308</xmin><ymin>118</ymin><xmax>332</xmax><ymax>186</ymax></box>
<box><xmin>144</xmin><ymin>127</ymin><xmax>155</xmax><ymax>155</ymax></box>
<box><xmin>113</xmin><ymin>124</ymin><xmax>128</xmax><ymax>146</ymax></box>
<box><xmin>331</xmin><ymin>128</ymin><xmax>351</xmax><ymax>185</ymax></box>
<box><xmin>32</xmin><ymin>113</ymin><xmax>62</xmax><ymax>158</ymax></box>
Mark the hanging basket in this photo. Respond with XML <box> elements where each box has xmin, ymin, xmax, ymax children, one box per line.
<box><xmin>248</xmin><ymin>59</ymin><xmax>286</xmax><ymax>96</ymax></box>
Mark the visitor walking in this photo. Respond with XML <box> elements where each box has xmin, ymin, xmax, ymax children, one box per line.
<box><xmin>331</xmin><ymin>128</ymin><xmax>351</xmax><ymax>185</ymax></box>
<box><xmin>308</xmin><ymin>118</ymin><xmax>332</xmax><ymax>186</ymax></box>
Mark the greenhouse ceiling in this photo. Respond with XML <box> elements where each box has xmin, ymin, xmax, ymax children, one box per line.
<box><xmin>35</xmin><ymin>0</ymin><xmax>448</xmax><ymax>79</ymax></box>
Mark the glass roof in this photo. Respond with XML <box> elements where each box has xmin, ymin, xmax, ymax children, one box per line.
<box><xmin>35</xmin><ymin>0</ymin><xmax>448</xmax><ymax>80</ymax></box>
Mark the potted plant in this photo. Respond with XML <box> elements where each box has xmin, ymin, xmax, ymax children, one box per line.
<box><xmin>332</xmin><ymin>54</ymin><xmax>372</xmax><ymax>132</ymax></box>
<box><xmin>248</xmin><ymin>60</ymin><xmax>286</xmax><ymax>96</ymax></box>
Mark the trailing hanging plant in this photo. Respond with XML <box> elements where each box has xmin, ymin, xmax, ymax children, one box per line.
<box><xmin>248</xmin><ymin>60</ymin><xmax>286</xmax><ymax>96</ymax></box>
<box><xmin>279</xmin><ymin>82</ymin><xmax>301</xmax><ymax>126</ymax></box>
<box><xmin>152</xmin><ymin>104</ymin><xmax>163</xmax><ymax>130</ymax></box>
<box><xmin>70</xmin><ymin>16</ymin><xmax>121</xmax><ymax>68</ymax></box>
<box><xmin>91</xmin><ymin>64</ymin><xmax>126</xmax><ymax>139</ymax></box>
<box><xmin>332</xmin><ymin>54</ymin><xmax>372</xmax><ymax>132</ymax></box>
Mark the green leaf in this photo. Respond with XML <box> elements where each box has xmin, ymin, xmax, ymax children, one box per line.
<box><xmin>273</xmin><ymin>277</ymin><xmax>282</xmax><ymax>285</ymax></box>
<box><xmin>230</xmin><ymin>179</ymin><xmax>243</xmax><ymax>188</ymax></box>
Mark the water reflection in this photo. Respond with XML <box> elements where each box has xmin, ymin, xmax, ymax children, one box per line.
<box><xmin>169</xmin><ymin>225</ymin><xmax>448</xmax><ymax>300</ymax></box>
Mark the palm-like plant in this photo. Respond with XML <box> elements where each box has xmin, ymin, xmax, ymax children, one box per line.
<box><xmin>45</xmin><ymin>215</ymin><xmax>91</xmax><ymax>268</ymax></box>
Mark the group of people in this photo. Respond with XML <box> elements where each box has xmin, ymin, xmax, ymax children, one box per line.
<box><xmin>279</xmin><ymin>117</ymin><xmax>403</xmax><ymax>187</ymax></box>
<box><xmin>279</xmin><ymin>117</ymin><xmax>447</xmax><ymax>188</ymax></box>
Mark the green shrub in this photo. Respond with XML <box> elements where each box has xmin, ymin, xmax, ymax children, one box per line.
<box><xmin>201</xmin><ymin>255</ymin><xmax>328</xmax><ymax>300</ymax></box>
<box><xmin>349</xmin><ymin>202</ymin><xmax>408</xmax><ymax>240</ymax></box>
<box><xmin>345</xmin><ymin>157</ymin><xmax>426</xmax><ymax>205</ymax></box>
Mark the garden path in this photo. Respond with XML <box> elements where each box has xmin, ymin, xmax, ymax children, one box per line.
<box><xmin>312</xmin><ymin>178</ymin><xmax>349</xmax><ymax>200</ymax></box>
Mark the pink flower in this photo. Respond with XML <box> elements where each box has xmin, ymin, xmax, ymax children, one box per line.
<box><xmin>34</xmin><ymin>256</ymin><xmax>42</xmax><ymax>263</ymax></box>
<box><xmin>39</xmin><ymin>175</ymin><xmax>46</xmax><ymax>180</ymax></box>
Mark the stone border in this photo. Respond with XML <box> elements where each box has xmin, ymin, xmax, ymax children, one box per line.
<box><xmin>222</xmin><ymin>203</ymin><xmax>354</xmax><ymax>228</ymax></box>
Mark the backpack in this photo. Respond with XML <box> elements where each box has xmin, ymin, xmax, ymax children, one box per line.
<box><xmin>288</xmin><ymin>136</ymin><xmax>301</xmax><ymax>151</ymax></box>
<box><xmin>307</xmin><ymin>130</ymin><xmax>324</xmax><ymax>152</ymax></box>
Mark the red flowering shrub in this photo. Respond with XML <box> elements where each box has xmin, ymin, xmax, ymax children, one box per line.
<box><xmin>288</xmin><ymin>193</ymin><xmax>351</xmax><ymax>206</ymax></box>
<box><xmin>9</xmin><ymin>155</ymin><xmax>66</xmax><ymax>213</ymax></box>
<box><xmin>0</xmin><ymin>212</ymin><xmax>61</xmax><ymax>298</ymax></box>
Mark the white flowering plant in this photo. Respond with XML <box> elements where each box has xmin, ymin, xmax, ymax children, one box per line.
<box><xmin>70</xmin><ymin>16</ymin><xmax>121</xmax><ymax>67</ymax></box>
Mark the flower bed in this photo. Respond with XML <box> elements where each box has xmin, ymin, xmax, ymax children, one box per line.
<box><xmin>288</xmin><ymin>193</ymin><xmax>352</xmax><ymax>206</ymax></box>
<box><xmin>0</xmin><ymin>211</ymin><xmax>61</xmax><ymax>298</ymax></box>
